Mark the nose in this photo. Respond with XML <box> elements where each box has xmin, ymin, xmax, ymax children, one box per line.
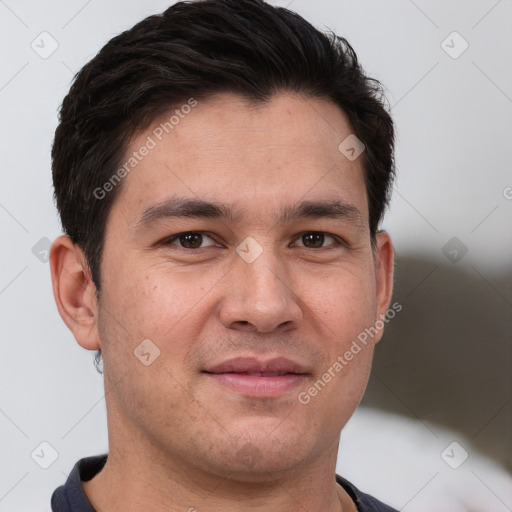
<box><xmin>218</xmin><ymin>250</ymin><xmax>303</xmax><ymax>334</ymax></box>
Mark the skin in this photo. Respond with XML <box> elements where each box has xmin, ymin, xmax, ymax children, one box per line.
<box><xmin>51</xmin><ymin>91</ymin><xmax>394</xmax><ymax>512</ymax></box>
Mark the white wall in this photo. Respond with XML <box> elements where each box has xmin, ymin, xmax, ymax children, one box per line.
<box><xmin>1</xmin><ymin>1</ymin><xmax>510</xmax><ymax>510</ymax></box>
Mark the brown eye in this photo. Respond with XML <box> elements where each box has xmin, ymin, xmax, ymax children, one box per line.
<box><xmin>301</xmin><ymin>232</ymin><xmax>325</xmax><ymax>248</ymax></box>
<box><xmin>295</xmin><ymin>232</ymin><xmax>339</xmax><ymax>249</ymax></box>
<box><xmin>165</xmin><ymin>232</ymin><xmax>217</xmax><ymax>249</ymax></box>
<box><xmin>179</xmin><ymin>233</ymin><xmax>203</xmax><ymax>248</ymax></box>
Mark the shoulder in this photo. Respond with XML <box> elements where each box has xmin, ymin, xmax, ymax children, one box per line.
<box><xmin>336</xmin><ymin>474</ymin><xmax>399</xmax><ymax>512</ymax></box>
<box><xmin>51</xmin><ymin>455</ymin><xmax>107</xmax><ymax>512</ymax></box>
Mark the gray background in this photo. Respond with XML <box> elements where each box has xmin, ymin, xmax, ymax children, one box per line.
<box><xmin>0</xmin><ymin>0</ymin><xmax>511</xmax><ymax>510</ymax></box>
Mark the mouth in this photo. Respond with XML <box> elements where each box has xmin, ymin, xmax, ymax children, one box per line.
<box><xmin>203</xmin><ymin>357</ymin><xmax>310</xmax><ymax>397</ymax></box>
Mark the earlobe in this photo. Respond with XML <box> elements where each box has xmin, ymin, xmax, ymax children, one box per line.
<box><xmin>373</xmin><ymin>231</ymin><xmax>395</xmax><ymax>344</ymax></box>
<box><xmin>50</xmin><ymin>235</ymin><xmax>101</xmax><ymax>351</ymax></box>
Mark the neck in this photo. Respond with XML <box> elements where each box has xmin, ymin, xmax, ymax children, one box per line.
<box><xmin>83</xmin><ymin>428</ymin><xmax>356</xmax><ymax>512</ymax></box>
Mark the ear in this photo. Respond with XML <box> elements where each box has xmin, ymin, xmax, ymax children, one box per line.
<box><xmin>50</xmin><ymin>235</ymin><xmax>100</xmax><ymax>350</ymax></box>
<box><xmin>372</xmin><ymin>230</ymin><xmax>395</xmax><ymax>344</ymax></box>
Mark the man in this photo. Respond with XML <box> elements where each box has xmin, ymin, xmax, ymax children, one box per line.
<box><xmin>49</xmin><ymin>0</ymin><xmax>397</xmax><ymax>510</ymax></box>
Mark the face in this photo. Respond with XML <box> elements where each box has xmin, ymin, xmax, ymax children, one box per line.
<box><xmin>89</xmin><ymin>92</ymin><xmax>393</xmax><ymax>480</ymax></box>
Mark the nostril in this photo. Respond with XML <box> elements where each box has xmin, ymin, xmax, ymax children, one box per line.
<box><xmin>230</xmin><ymin>320</ymin><xmax>256</xmax><ymax>332</ymax></box>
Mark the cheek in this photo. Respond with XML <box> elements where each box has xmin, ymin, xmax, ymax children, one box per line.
<box><xmin>103</xmin><ymin>262</ymin><xmax>193</xmax><ymax>332</ymax></box>
<box><xmin>102</xmin><ymin>264</ymin><xmax>225</xmax><ymax>377</ymax></box>
<box><xmin>304</xmin><ymin>264</ymin><xmax>377</xmax><ymax>342</ymax></box>
<box><xmin>300</xmin><ymin>278</ymin><xmax>376</xmax><ymax>428</ymax></box>
<box><xmin>97</xmin><ymin>274</ymin><xmax>200</xmax><ymax>432</ymax></box>
<box><xmin>135</xmin><ymin>269</ymin><xmax>216</xmax><ymax>338</ymax></box>
<box><xmin>299</xmin><ymin>264</ymin><xmax>377</xmax><ymax>402</ymax></box>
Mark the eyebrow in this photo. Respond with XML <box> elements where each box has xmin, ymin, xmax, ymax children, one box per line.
<box><xmin>280</xmin><ymin>199</ymin><xmax>363</xmax><ymax>225</ymax></box>
<box><xmin>135</xmin><ymin>197</ymin><xmax>364</xmax><ymax>232</ymax></box>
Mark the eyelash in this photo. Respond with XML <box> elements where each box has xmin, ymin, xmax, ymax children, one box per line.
<box><xmin>161</xmin><ymin>231</ymin><xmax>345</xmax><ymax>250</ymax></box>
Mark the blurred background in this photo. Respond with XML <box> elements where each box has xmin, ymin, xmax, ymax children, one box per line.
<box><xmin>0</xmin><ymin>1</ymin><xmax>511</xmax><ymax>510</ymax></box>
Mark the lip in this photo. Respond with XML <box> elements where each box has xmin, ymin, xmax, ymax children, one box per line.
<box><xmin>203</xmin><ymin>357</ymin><xmax>309</xmax><ymax>398</ymax></box>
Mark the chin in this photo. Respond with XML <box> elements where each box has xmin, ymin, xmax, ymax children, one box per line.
<box><xmin>216</xmin><ymin>424</ymin><xmax>313</xmax><ymax>478</ymax></box>
<box><xmin>218</xmin><ymin>450</ymin><xmax>305</xmax><ymax>483</ymax></box>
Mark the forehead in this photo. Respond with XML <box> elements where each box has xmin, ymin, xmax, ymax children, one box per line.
<box><xmin>112</xmin><ymin>91</ymin><xmax>367</xmax><ymax>223</ymax></box>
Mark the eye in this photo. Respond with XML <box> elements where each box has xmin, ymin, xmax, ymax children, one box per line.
<box><xmin>164</xmin><ymin>232</ymin><xmax>218</xmax><ymax>249</ymax></box>
<box><xmin>294</xmin><ymin>231</ymin><xmax>338</xmax><ymax>249</ymax></box>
